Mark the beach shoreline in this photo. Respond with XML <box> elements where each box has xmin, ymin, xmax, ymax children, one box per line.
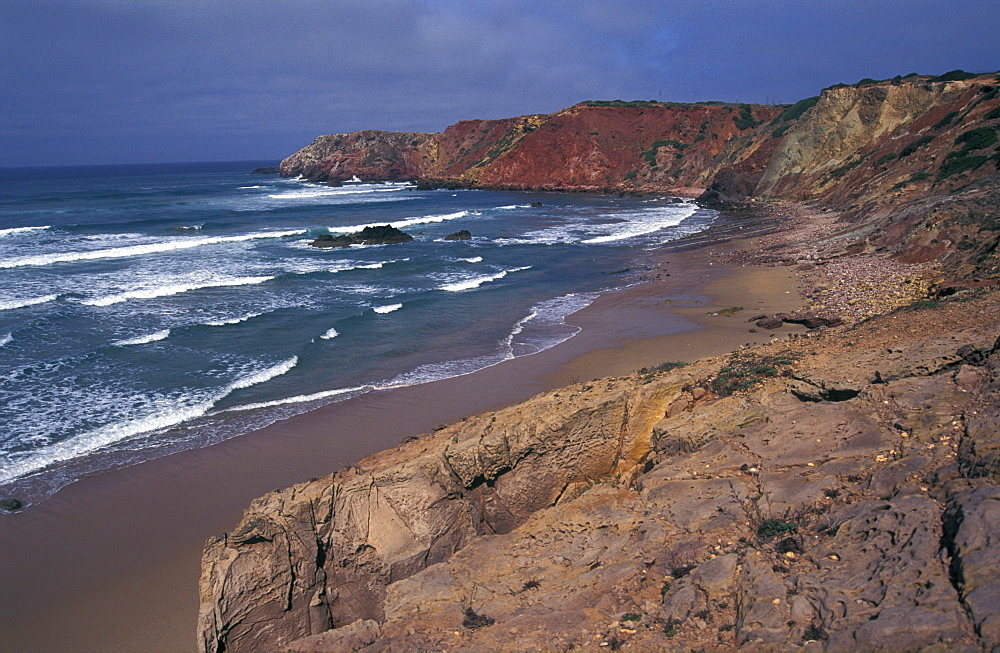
<box><xmin>0</xmin><ymin>213</ymin><xmax>808</xmax><ymax>652</ymax></box>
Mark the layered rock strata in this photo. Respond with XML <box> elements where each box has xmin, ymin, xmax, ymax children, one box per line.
<box><xmin>200</xmin><ymin>288</ymin><xmax>1000</xmax><ymax>651</ymax></box>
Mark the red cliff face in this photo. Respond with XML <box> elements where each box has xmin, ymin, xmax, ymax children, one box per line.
<box><xmin>279</xmin><ymin>74</ymin><xmax>999</xmax><ymax>277</ymax></box>
<box><xmin>469</xmin><ymin>102</ymin><xmax>779</xmax><ymax>191</ymax></box>
<box><xmin>277</xmin><ymin>101</ymin><xmax>783</xmax><ymax>193</ymax></box>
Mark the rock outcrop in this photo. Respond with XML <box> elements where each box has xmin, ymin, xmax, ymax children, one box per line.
<box><xmin>199</xmin><ymin>71</ymin><xmax>1000</xmax><ymax>651</ymax></box>
<box><xmin>281</xmin><ymin>73</ymin><xmax>999</xmax><ymax>281</ymax></box>
<box><xmin>278</xmin><ymin>101</ymin><xmax>782</xmax><ymax>191</ymax></box>
<box><xmin>309</xmin><ymin>225</ymin><xmax>413</xmax><ymax>248</ymax></box>
<box><xmin>199</xmin><ymin>287</ymin><xmax>1000</xmax><ymax>651</ymax></box>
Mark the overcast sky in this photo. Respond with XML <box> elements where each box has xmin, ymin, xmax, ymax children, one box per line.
<box><xmin>2</xmin><ymin>0</ymin><xmax>998</xmax><ymax>167</ymax></box>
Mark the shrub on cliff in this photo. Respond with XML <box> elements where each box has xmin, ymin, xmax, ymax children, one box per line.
<box><xmin>733</xmin><ymin>104</ymin><xmax>763</xmax><ymax>130</ymax></box>
<box><xmin>900</xmin><ymin>134</ymin><xmax>936</xmax><ymax>157</ymax></box>
<box><xmin>931</xmin><ymin>69</ymin><xmax>979</xmax><ymax>82</ymax></box>
<box><xmin>777</xmin><ymin>96</ymin><xmax>820</xmax><ymax>123</ymax></box>
<box><xmin>955</xmin><ymin>126</ymin><xmax>998</xmax><ymax>151</ymax></box>
<box><xmin>710</xmin><ymin>352</ymin><xmax>796</xmax><ymax>396</ymax></box>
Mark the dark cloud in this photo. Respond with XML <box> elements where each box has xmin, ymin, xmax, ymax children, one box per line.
<box><xmin>1</xmin><ymin>0</ymin><xmax>997</xmax><ymax>165</ymax></box>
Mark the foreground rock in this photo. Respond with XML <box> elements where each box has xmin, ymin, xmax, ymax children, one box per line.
<box><xmin>310</xmin><ymin>225</ymin><xmax>413</xmax><ymax>248</ymax></box>
<box><xmin>199</xmin><ymin>288</ymin><xmax>1000</xmax><ymax>651</ymax></box>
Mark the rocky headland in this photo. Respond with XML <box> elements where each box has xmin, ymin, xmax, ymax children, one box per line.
<box><xmin>200</xmin><ymin>72</ymin><xmax>1000</xmax><ymax>651</ymax></box>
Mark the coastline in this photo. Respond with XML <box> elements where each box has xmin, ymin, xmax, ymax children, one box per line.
<box><xmin>0</xmin><ymin>219</ymin><xmax>807</xmax><ymax>652</ymax></box>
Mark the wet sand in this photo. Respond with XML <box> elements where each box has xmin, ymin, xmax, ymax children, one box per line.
<box><xmin>0</xmin><ymin>240</ymin><xmax>805</xmax><ymax>652</ymax></box>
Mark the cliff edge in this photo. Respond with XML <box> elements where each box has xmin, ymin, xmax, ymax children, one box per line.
<box><xmin>201</xmin><ymin>72</ymin><xmax>1000</xmax><ymax>651</ymax></box>
<box><xmin>199</xmin><ymin>283</ymin><xmax>1000</xmax><ymax>651</ymax></box>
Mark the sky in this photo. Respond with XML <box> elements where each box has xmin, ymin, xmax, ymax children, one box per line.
<box><xmin>2</xmin><ymin>0</ymin><xmax>999</xmax><ymax>167</ymax></box>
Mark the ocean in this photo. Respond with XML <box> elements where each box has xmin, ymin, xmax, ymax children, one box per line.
<box><xmin>0</xmin><ymin>161</ymin><xmax>716</xmax><ymax>506</ymax></box>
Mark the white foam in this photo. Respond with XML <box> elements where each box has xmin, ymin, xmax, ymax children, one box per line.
<box><xmin>0</xmin><ymin>225</ymin><xmax>50</xmax><ymax>238</ymax></box>
<box><xmin>222</xmin><ymin>384</ymin><xmax>372</xmax><ymax>412</ymax></box>
<box><xmin>502</xmin><ymin>292</ymin><xmax>595</xmax><ymax>357</ymax></box>
<box><xmin>0</xmin><ymin>356</ymin><xmax>298</xmax><ymax>485</ymax></box>
<box><xmin>226</xmin><ymin>356</ymin><xmax>298</xmax><ymax>392</ymax></box>
<box><xmin>439</xmin><ymin>266</ymin><xmax>530</xmax><ymax>292</ymax></box>
<box><xmin>0</xmin><ymin>294</ymin><xmax>59</xmax><ymax>311</ymax></box>
<box><xmin>0</xmin><ymin>229</ymin><xmax>304</xmax><ymax>269</ymax></box>
<box><xmin>83</xmin><ymin>276</ymin><xmax>274</xmax><ymax>307</ymax></box>
<box><xmin>373</xmin><ymin>303</ymin><xmax>402</xmax><ymax>314</ymax></box>
<box><xmin>495</xmin><ymin>204</ymin><xmax>529</xmax><ymax>210</ymax></box>
<box><xmin>112</xmin><ymin>329</ymin><xmax>171</xmax><ymax>346</ymax></box>
<box><xmin>461</xmin><ymin>256</ymin><xmax>483</xmax><ymax>263</ymax></box>
<box><xmin>329</xmin><ymin>211</ymin><xmax>473</xmax><ymax>235</ymax></box>
<box><xmin>203</xmin><ymin>311</ymin><xmax>267</xmax><ymax>326</ymax></box>
<box><xmin>326</xmin><ymin>258</ymin><xmax>407</xmax><ymax>273</ymax></box>
<box><xmin>238</xmin><ymin>185</ymin><xmax>262</xmax><ymax>189</ymax></box>
<box><xmin>320</xmin><ymin>327</ymin><xmax>339</xmax><ymax>340</ymax></box>
<box><xmin>267</xmin><ymin>184</ymin><xmax>410</xmax><ymax>200</ymax></box>
<box><xmin>0</xmin><ymin>333</ymin><xmax>11</xmax><ymax>347</ymax></box>
<box><xmin>580</xmin><ymin>205</ymin><xmax>697</xmax><ymax>244</ymax></box>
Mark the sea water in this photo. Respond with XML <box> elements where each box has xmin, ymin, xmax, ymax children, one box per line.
<box><xmin>0</xmin><ymin>161</ymin><xmax>716</xmax><ymax>505</ymax></box>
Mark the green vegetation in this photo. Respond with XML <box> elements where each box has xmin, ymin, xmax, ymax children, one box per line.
<box><xmin>938</xmin><ymin>154</ymin><xmax>991</xmax><ymax>179</ymax></box>
<box><xmin>710</xmin><ymin>352</ymin><xmax>796</xmax><ymax>396</ymax></box>
<box><xmin>733</xmin><ymin>104</ymin><xmax>763</xmax><ymax>130</ymax></box>
<box><xmin>803</xmin><ymin>623</ymin><xmax>829</xmax><ymax>643</ymax></box>
<box><xmin>642</xmin><ymin>139</ymin><xmax>688</xmax><ymax>165</ymax></box>
<box><xmin>955</xmin><ymin>126</ymin><xmax>998</xmax><ymax>150</ymax></box>
<box><xmin>758</xmin><ymin>518</ymin><xmax>798</xmax><ymax>539</ymax></box>
<box><xmin>892</xmin><ymin>171</ymin><xmax>931</xmax><ymax>189</ymax></box>
<box><xmin>584</xmin><ymin>99</ymin><xmax>664</xmax><ymax>108</ymax></box>
<box><xmin>638</xmin><ymin>361</ymin><xmax>686</xmax><ymax>379</ymax></box>
<box><xmin>778</xmin><ymin>96</ymin><xmax>820</xmax><ymax>122</ymax></box>
<box><xmin>621</xmin><ymin>613</ymin><xmax>642</xmax><ymax>622</ymax></box>
<box><xmin>931</xmin><ymin>69</ymin><xmax>979</xmax><ymax>82</ymax></box>
<box><xmin>985</xmin><ymin>105</ymin><xmax>1000</xmax><ymax>121</ymax></box>
<box><xmin>827</xmin><ymin>155</ymin><xmax>868</xmax><ymax>180</ymax></box>
<box><xmin>933</xmin><ymin>111</ymin><xmax>961</xmax><ymax>130</ymax></box>
<box><xmin>772</xmin><ymin>124</ymin><xmax>791</xmax><ymax>138</ymax></box>
<box><xmin>462</xmin><ymin>607</ymin><xmax>494</xmax><ymax>629</ymax></box>
<box><xmin>823</xmin><ymin>71</ymin><xmax>981</xmax><ymax>90</ymax></box>
<box><xmin>875</xmin><ymin>153</ymin><xmax>899</xmax><ymax>166</ymax></box>
<box><xmin>900</xmin><ymin>134</ymin><xmax>936</xmax><ymax>157</ymax></box>
<box><xmin>937</xmin><ymin>126</ymin><xmax>998</xmax><ymax>180</ymax></box>
<box><xmin>582</xmin><ymin>99</ymin><xmax>730</xmax><ymax>109</ymax></box>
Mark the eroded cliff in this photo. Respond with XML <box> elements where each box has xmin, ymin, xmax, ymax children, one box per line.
<box><xmin>201</xmin><ymin>73</ymin><xmax>1000</xmax><ymax>651</ymax></box>
<box><xmin>278</xmin><ymin>74</ymin><xmax>999</xmax><ymax>279</ymax></box>
<box><xmin>277</xmin><ymin>101</ymin><xmax>781</xmax><ymax>191</ymax></box>
<box><xmin>199</xmin><ymin>284</ymin><xmax>1000</xmax><ymax>651</ymax></box>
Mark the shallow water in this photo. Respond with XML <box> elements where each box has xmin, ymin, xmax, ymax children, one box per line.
<box><xmin>0</xmin><ymin>161</ymin><xmax>716</xmax><ymax>505</ymax></box>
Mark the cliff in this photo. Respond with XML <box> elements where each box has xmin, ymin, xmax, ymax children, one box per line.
<box><xmin>280</xmin><ymin>74</ymin><xmax>999</xmax><ymax>279</ymax></box>
<box><xmin>278</xmin><ymin>101</ymin><xmax>781</xmax><ymax>191</ymax></box>
<box><xmin>200</xmin><ymin>74</ymin><xmax>1000</xmax><ymax>651</ymax></box>
<box><xmin>701</xmin><ymin>74</ymin><xmax>1000</xmax><ymax>282</ymax></box>
<box><xmin>199</xmin><ymin>283</ymin><xmax>1000</xmax><ymax>651</ymax></box>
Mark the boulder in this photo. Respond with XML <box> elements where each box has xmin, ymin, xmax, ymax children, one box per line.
<box><xmin>310</xmin><ymin>225</ymin><xmax>413</xmax><ymax>248</ymax></box>
<box><xmin>0</xmin><ymin>498</ymin><xmax>22</xmax><ymax>512</ymax></box>
<box><xmin>444</xmin><ymin>230</ymin><xmax>472</xmax><ymax>241</ymax></box>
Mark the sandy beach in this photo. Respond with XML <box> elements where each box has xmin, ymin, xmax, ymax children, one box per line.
<box><xmin>0</xmin><ymin>229</ymin><xmax>806</xmax><ymax>652</ymax></box>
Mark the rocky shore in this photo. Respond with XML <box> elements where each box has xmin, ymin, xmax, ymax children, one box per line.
<box><xmin>198</xmin><ymin>203</ymin><xmax>1000</xmax><ymax>651</ymax></box>
<box><xmin>198</xmin><ymin>72</ymin><xmax>999</xmax><ymax>651</ymax></box>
